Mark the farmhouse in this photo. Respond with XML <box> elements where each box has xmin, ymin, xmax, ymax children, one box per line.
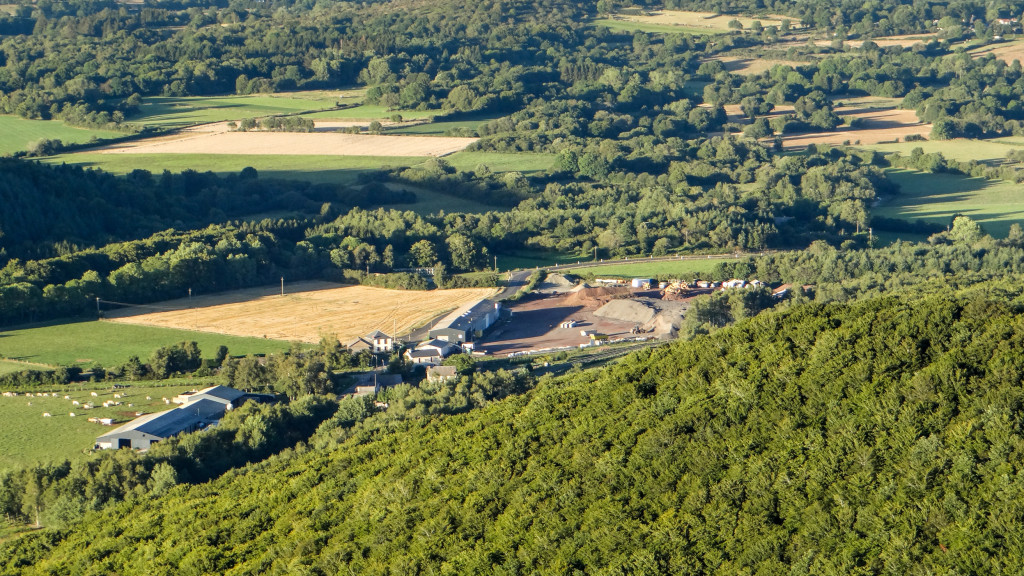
<box><xmin>425</xmin><ymin>365</ymin><xmax>458</xmax><ymax>383</ymax></box>
<box><xmin>405</xmin><ymin>339</ymin><xmax>458</xmax><ymax>365</ymax></box>
<box><xmin>347</xmin><ymin>330</ymin><xmax>395</xmax><ymax>353</ymax></box>
<box><xmin>428</xmin><ymin>299</ymin><xmax>502</xmax><ymax>342</ymax></box>
<box><xmin>352</xmin><ymin>373</ymin><xmax>403</xmax><ymax>396</ymax></box>
<box><xmin>95</xmin><ymin>386</ymin><xmax>262</xmax><ymax>451</ymax></box>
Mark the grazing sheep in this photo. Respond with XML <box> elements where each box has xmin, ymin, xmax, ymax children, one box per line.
<box><xmin>64</xmin><ymin>395</ymin><xmax>70</xmax><ymax>399</ymax></box>
<box><xmin>164</xmin><ymin>399</ymin><xmax>170</xmax><ymax>404</ymax></box>
<box><xmin>26</xmin><ymin>402</ymin><xmax>31</xmax><ymax>406</ymax></box>
<box><xmin>42</xmin><ymin>413</ymin><xmax>51</xmax><ymax>417</ymax></box>
<box><xmin>128</xmin><ymin>403</ymin><xmax>133</xmax><ymax>408</ymax></box>
<box><xmin>146</xmin><ymin>396</ymin><xmax>152</xmax><ymax>400</ymax></box>
<box><xmin>91</xmin><ymin>392</ymin><xmax>98</xmax><ymax>397</ymax></box>
<box><xmin>114</xmin><ymin>394</ymin><xmax>121</xmax><ymax>399</ymax></box>
<box><xmin>72</xmin><ymin>401</ymin><xmax>80</xmax><ymax>406</ymax></box>
<box><xmin>69</xmin><ymin>413</ymin><xmax>76</xmax><ymax>417</ymax></box>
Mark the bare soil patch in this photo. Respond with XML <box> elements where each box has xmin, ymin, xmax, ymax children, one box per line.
<box><xmin>479</xmin><ymin>288</ymin><xmax>689</xmax><ymax>356</ymax></box>
<box><xmin>105</xmin><ymin>281</ymin><xmax>499</xmax><ymax>343</ymax></box>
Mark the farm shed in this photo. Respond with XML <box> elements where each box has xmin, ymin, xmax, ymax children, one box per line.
<box><xmin>96</xmin><ymin>386</ymin><xmax>260</xmax><ymax>451</ymax></box>
<box><xmin>94</xmin><ymin>399</ymin><xmax>226</xmax><ymax>451</ymax></box>
<box><xmin>428</xmin><ymin>300</ymin><xmax>502</xmax><ymax>342</ymax></box>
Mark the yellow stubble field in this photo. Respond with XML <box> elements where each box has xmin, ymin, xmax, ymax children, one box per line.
<box><xmin>104</xmin><ymin>281</ymin><xmax>500</xmax><ymax>344</ymax></box>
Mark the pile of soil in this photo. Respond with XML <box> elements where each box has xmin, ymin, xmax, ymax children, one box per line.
<box><xmin>594</xmin><ymin>299</ymin><xmax>657</xmax><ymax>325</ymax></box>
<box><xmin>536</xmin><ymin>273</ymin><xmax>576</xmax><ymax>294</ymax></box>
<box><xmin>565</xmin><ymin>284</ymin><xmax>631</xmax><ymax>306</ymax></box>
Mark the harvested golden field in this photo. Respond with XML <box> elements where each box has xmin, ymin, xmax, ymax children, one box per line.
<box><xmin>611</xmin><ymin>9</ymin><xmax>791</xmax><ymax>31</ymax></box>
<box><xmin>813</xmin><ymin>33</ymin><xmax>938</xmax><ymax>48</ymax></box>
<box><xmin>970</xmin><ymin>40</ymin><xmax>1024</xmax><ymax>63</ymax></box>
<box><xmin>105</xmin><ymin>281</ymin><xmax>500</xmax><ymax>343</ymax></box>
<box><xmin>97</xmin><ymin>130</ymin><xmax>477</xmax><ymax>157</ymax></box>
<box><xmin>723</xmin><ymin>97</ymin><xmax>928</xmax><ymax>148</ymax></box>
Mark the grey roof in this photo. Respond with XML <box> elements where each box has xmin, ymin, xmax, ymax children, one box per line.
<box><xmin>434</xmin><ymin>299</ymin><xmax>499</xmax><ymax>332</ymax></box>
<box><xmin>366</xmin><ymin>330</ymin><xmax>391</xmax><ymax>339</ymax></box>
<box><xmin>419</xmin><ymin>339</ymin><xmax>453</xmax><ymax>350</ymax></box>
<box><xmin>427</xmin><ymin>365</ymin><xmax>457</xmax><ymax>378</ymax></box>
<box><xmin>188</xmin><ymin>385</ymin><xmax>246</xmax><ymax>404</ymax></box>
<box><xmin>409</xmin><ymin>349</ymin><xmax>442</xmax><ymax>358</ymax></box>
<box><xmin>97</xmin><ymin>398</ymin><xmax>228</xmax><ymax>441</ymax></box>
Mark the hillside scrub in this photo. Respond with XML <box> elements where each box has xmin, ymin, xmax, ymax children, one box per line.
<box><xmin>6</xmin><ymin>291</ymin><xmax>1024</xmax><ymax>572</ymax></box>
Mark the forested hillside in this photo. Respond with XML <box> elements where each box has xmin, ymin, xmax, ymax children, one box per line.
<box><xmin>6</xmin><ymin>290</ymin><xmax>1024</xmax><ymax>573</ymax></box>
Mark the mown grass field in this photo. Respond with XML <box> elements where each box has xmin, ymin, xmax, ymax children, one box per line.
<box><xmin>495</xmin><ymin>252</ymin><xmax>583</xmax><ymax>271</ymax></box>
<box><xmin>41</xmin><ymin>151</ymin><xmax>550</xmax><ymax>214</ymax></box>
<box><xmin>0</xmin><ymin>116</ymin><xmax>123</xmax><ymax>156</ymax></box>
<box><xmin>130</xmin><ymin>92</ymin><xmax>353</xmax><ymax>127</ymax></box>
<box><xmin>445</xmin><ymin>151</ymin><xmax>556</xmax><ymax>174</ymax></box>
<box><xmin>594</xmin><ymin>18</ymin><xmax>722</xmax><ymax>35</ymax></box>
<box><xmin>41</xmin><ymin>153</ymin><xmax>425</xmax><ymax>184</ymax></box>
<box><xmin>0</xmin><ymin>361</ymin><xmax>41</xmax><ymax>376</ymax></box>
<box><xmin>874</xmin><ymin>169</ymin><xmax>1024</xmax><ymax>237</ymax></box>
<box><xmin>0</xmin><ymin>382</ymin><xmax>211</xmax><ymax>469</ymax></box>
<box><xmin>301</xmin><ymin>104</ymin><xmax>436</xmax><ymax>121</ymax></box>
<box><xmin>567</xmin><ymin>258</ymin><xmax>728</xmax><ymax>278</ymax></box>
<box><xmin>0</xmin><ymin>320</ymin><xmax>295</xmax><ymax>368</ymax></box>
<box><xmin>865</xmin><ymin>138</ymin><xmax>1024</xmax><ymax>163</ymax></box>
<box><xmin>387</xmin><ymin>114</ymin><xmax>505</xmax><ymax>135</ymax></box>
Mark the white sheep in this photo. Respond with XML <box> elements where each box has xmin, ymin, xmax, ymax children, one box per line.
<box><xmin>128</xmin><ymin>403</ymin><xmax>133</xmax><ymax>408</ymax></box>
<box><xmin>64</xmin><ymin>395</ymin><xmax>70</xmax><ymax>399</ymax></box>
<box><xmin>114</xmin><ymin>394</ymin><xmax>121</xmax><ymax>399</ymax></box>
<box><xmin>146</xmin><ymin>396</ymin><xmax>152</xmax><ymax>400</ymax></box>
<box><xmin>164</xmin><ymin>399</ymin><xmax>170</xmax><ymax>404</ymax></box>
<box><xmin>42</xmin><ymin>413</ymin><xmax>51</xmax><ymax>418</ymax></box>
<box><xmin>69</xmin><ymin>412</ymin><xmax>76</xmax><ymax>417</ymax></box>
<box><xmin>26</xmin><ymin>402</ymin><xmax>31</xmax><ymax>406</ymax></box>
<box><xmin>72</xmin><ymin>401</ymin><xmax>80</xmax><ymax>406</ymax></box>
<box><xmin>91</xmin><ymin>392</ymin><xmax>98</xmax><ymax>397</ymax></box>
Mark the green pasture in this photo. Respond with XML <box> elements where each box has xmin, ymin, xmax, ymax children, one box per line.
<box><xmin>41</xmin><ymin>153</ymin><xmax>425</xmax><ymax>185</ymax></box>
<box><xmin>0</xmin><ymin>116</ymin><xmax>123</xmax><ymax>156</ymax></box>
<box><xmin>593</xmin><ymin>18</ymin><xmax>728</xmax><ymax>35</ymax></box>
<box><xmin>387</xmin><ymin>114</ymin><xmax>505</xmax><ymax>135</ymax></box>
<box><xmin>864</xmin><ymin>138</ymin><xmax>1024</xmax><ymax>163</ymax></box>
<box><xmin>42</xmin><ymin>151</ymin><xmax>548</xmax><ymax>214</ymax></box>
<box><xmin>0</xmin><ymin>361</ymin><xmax>43</xmax><ymax>376</ymax></box>
<box><xmin>0</xmin><ymin>383</ymin><xmax>210</xmax><ymax>469</ymax></box>
<box><xmin>874</xmin><ymin>169</ymin><xmax>1024</xmax><ymax>237</ymax></box>
<box><xmin>445</xmin><ymin>151</ymin><xmax>556</xmax><ymax>174</ymax></box>
<box><xmin>494</xmin><ymin>252</ymin><xmax>582</xmax><ymax>271</ymax></box>
<box><xmin>0</xmin><ymin>320</ymin><xmax>294</xmax><ymax>368</ymax></box>
<box><xmin>131</xmin><ymin>92</ymin><xmax>352</xmax><ymax>127</ymax></box>
<box><xmin>567</xmin><ymin>258</ymin><xmax>726</xmax><ymax>278</ymax></box>
<box><xmin>301</xmin><ymin>104</ymin><xmax>436</xmax><ymax>121</ymax></box>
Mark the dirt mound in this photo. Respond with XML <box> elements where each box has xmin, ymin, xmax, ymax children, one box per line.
<box><xmin>651</xmin><ymin>311</ymin><xmax>684</xmax><ymax>339</ymax></box>
<box><xmin>536</xmin><ymin>273</ymin><xmax>576</xmax><ymax>294</ymax></box>
<box><xmin>594</xmin><ymin>299</ymin><xmax>656</xmax><ymax>324</ymax></box>
<box><xmin>564</xmin><ymin>285</ymin><xmax>631</xmax><ymax>306</ymax></box>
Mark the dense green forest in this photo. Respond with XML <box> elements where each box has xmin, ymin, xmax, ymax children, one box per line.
<box><xmin>7</xmin><ymin>0</ymin><xmax>1024</xmax><ymax>571</ymax></box>
<box><xmin>7</xmin><ymin>288</ymin><xmax>1024</xmax><ymax>572</ymax></box>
